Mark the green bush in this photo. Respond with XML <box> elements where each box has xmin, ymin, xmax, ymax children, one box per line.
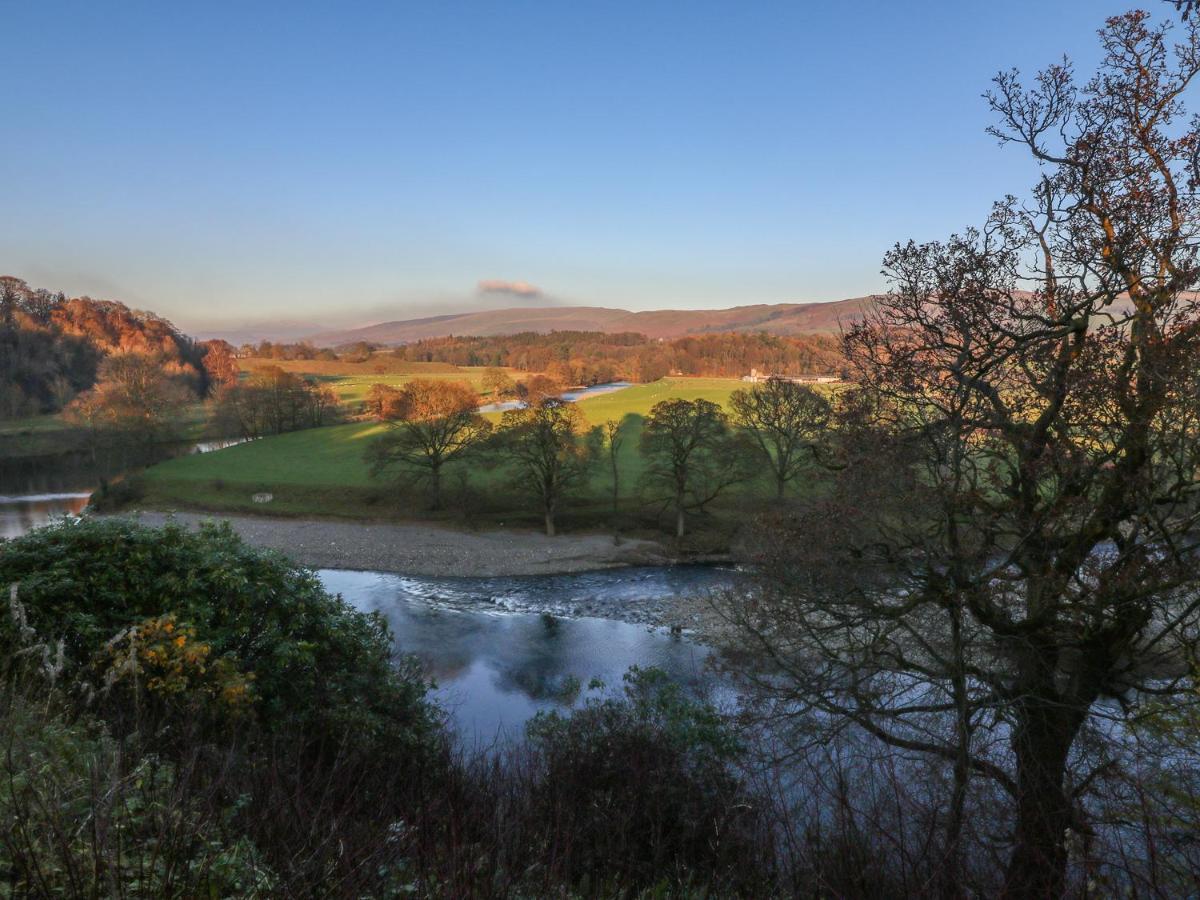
<box><xmin>522</xmin><ymin>667</ymin><xmax>772</xmax><ymax>893</ymax></box>
<box><xmin>0</xmin><ymin>517</ymin><xmax>437</xmax><ymax>750</ymax></box>
<box><xmin>1</xmin><ymin>696</ymin><xmax>277</xmax><ymax>897</ymax></box>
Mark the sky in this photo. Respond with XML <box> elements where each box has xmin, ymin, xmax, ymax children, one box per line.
<box><xmin>1</xmin><ymin>0</ymin><xmax>1138</xmax><ymax>332</ymax></box>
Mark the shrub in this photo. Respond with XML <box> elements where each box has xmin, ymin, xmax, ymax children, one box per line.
<box><xmin>0</xmin><ymin>517</ymin><xmax>438</xmax><ymax>751</ymax></box>
<box><xmin>0</xmin><ymin>696</ymin><xmax>277</xmax><ymax>897</ymax></box>
<box><xmin>521</xmin><ymin>667</ymin><xmax>773</xmax><ymax>894</ymax></box>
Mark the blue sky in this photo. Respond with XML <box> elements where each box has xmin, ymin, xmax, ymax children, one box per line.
<box><xmin>2</xmin><ymin>0</ymin><xmax>1133</xmax><ymax>329</ymax></box>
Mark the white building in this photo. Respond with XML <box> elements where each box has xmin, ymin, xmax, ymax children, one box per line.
<box><xmin>742</xmin><ymin>368</ymin><xmax>839</xmax><ymax>384</ymax></box>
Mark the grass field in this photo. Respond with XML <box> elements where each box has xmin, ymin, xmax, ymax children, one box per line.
<box><xmin>237</xmin><ymin>358</ymin><xmax>514</xmax><ymax>404</ymax></box>
<box><xmin>135</xmin><ymin>377</ymin><xmax>774</xmax><ymax>536</ymax></box>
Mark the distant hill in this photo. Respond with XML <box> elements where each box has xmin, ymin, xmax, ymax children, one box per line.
<box><xmin>191</xmin><ymin>320</ymin><xmax>330</xmax><ymax>346</ymax></box>
<box><xmin>307</xmin><ymin>297</ymin><xmax>879</xmax><ymax>347</ymax></box>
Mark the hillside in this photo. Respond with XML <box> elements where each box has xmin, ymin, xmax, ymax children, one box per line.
<box><xmin>308</xmin><ymin>296</ymin><xmax>878</xmax><ymax>346</ymax></box>
<box><xmin>0</xmin><ymin>276</ymin><xmax>212</xmax><ymax>419</ymax></box>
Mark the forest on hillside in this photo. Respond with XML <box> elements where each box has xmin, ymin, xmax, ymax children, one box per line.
<box><xmin>244</xmin><ymin>330</ymin><xmax>847</xmax><ymax>385</ymax></box>
<box><xmin>0</xmin><ymin>276</ymin><xmax>234</xmax><ymax>419</ymax></box>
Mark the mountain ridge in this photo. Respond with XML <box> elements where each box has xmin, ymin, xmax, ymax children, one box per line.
<box><xmin>307</xmin><ymin>296</ymin><xmax>881</xmax><ymax>346</ymax></box>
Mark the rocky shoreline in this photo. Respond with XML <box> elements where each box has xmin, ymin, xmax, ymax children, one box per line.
<box><xmin>106</xmin><ymin>510</ymin><xmax>673</xmax><ymax>577</ymax></box>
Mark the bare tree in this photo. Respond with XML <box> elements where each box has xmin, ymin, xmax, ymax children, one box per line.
<box><xmin>640</xmin><ymin>399</ymin><xmax>750</xmax><ymax>538</ymax></box>
<box><xmin>366</xmin><ymin>378</ymin><xmax>491</xmax><ymax>509</ymax></box>
<box><xmin>602</xmin><ymin>418</ymin><xmax>625</xmax><ymax>517</ymax></box>
<box><xmin>64</xmin><ymin>353</ymin><xmax>192</xmax><ymax>464</ymax></box>
<box><xmin>1172</xmin><ymin>0</ymin><xmax>1199</xmax><ymax>21</ymax></box>
<box><xmin>482</xmin><ymin>367</ymin><xmax>516</xmax><ymax>400</ymax></box>
<box><xmin>721</xmin><ymin>12</ymin><xmax>1200</xmax><ymax>896</ymax></box>
<box><xmin>730</xmin><ymin>378</ymin><xmax>830</xmax><ymax>499</ymax></box>
<box><xmin>515</xmin><ymin>374</ymin><xmax>562</xmax><ymax>406</ymax></box>
<box><xmin>496</xmin><ymin>398</ymin><xmax>595</xmax><ymax>536</ymax></box>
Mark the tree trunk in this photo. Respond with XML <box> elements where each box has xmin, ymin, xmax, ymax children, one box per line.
<box><xmin>1002</xmin><ymin>686</ymin><xmax>1087</xmax><ymax>898</ymax></box>
<box><xmin>611</xmin><ymin>456</ymin><xmax>619</xmax><ymax>517</ymax></box>
<box><xmin>544</xmin><ymin>508</ymin><xmax>556</xmax><ymax>537</ymax></box>
<box><xmin>675</xmin><ymin>497</ymin><xmax>686</xmax><ymax>539</ymax></box>
<box><xmin>429</xmin><ymin>463</ymin><xmax>442</xmax><ymax>510</ymax></box>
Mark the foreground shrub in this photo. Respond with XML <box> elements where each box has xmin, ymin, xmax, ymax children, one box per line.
<box><xmin>0</xmin><ymin>517</ymin><xmax>437</xmax><ymax>749</ymax></box>
<box><xmin>520</xmin><ymin>667</ymin><xmax>774</xmax><ymax>894</ymax></box>
<box><xmin>1</xmin><ymin>694</ymin><xmax>276</xmax><ymax>897</ymax></box>
<box><xmin>1</xmin><ymin>520</ymin><xmax>781</xmax><ymax>895</ymax></box>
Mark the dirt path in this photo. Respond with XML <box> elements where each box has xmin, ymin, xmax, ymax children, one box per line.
<box><xmin>108</xmin><ymin>510</ymin><xmax>670</xmax><ymax>577</ymax></box>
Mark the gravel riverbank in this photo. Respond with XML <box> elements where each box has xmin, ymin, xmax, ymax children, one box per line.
<box><xmin>107</xmin><ymin>510</ymin><xmax>672</xmax><ymax>577</ymax></box>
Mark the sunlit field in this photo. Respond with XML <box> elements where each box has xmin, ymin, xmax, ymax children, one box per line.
<box><xmin>236</xmin><ymin>358</ymin><xmax>514</xmax><ymax>404</ymax></box>
<box><xmin>136</xmin><ymin>377</ymin><xmax>782</xmax><ymax>530</ymax></box>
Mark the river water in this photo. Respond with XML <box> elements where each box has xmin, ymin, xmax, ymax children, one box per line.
<box><xmin>321</xmin><ymin>567</ymin><xmax>734</xmax><ymax>740</ymax></box>
<box><xmin>3</xmin><ymin>446</ymin><xmax>734</xmax><ymax>740</ymax></box>
<box><xmin>0</xmin><ymin>438</ymin><xmax>249</xmax><ymax>539</ymax></box>
<box><xmin>477</xmin><ymin>380</ymin><xmax>632</xmax><ymax>413</ymax></box>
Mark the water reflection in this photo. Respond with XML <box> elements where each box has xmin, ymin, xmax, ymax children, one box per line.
<box><xmin>0</xmin><ymin>437</ymin><xmax>251</xmax><ymax>540</ymax></box>
<box><xmin>321</xmin><ymin>568</ymin><xmax>727</xmax><ymax>741</ymax></box>
<box><xmin>0</xmin><ymin>493</ymin><xmax>90</xmax><ymax>540</ymax></box>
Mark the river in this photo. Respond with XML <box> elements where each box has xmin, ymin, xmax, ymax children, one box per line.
<box><xmin>0</xmin><ymin>438</ymin><xmax>248</xmax><ymax>539</ymax></box>
<box><xmin>322</xmin><ymin>567</ymin><xmax>732</xmax><ymax>741</ymax></box>
<box><xmin>476</xmin><ymin>380</ymin><xmax>632</xmax><ymax>413</ymax></box>
<box><xmin>3</xmin><ymin>446</ymin><xmax>735</xmax><ymax>740</ymax></box>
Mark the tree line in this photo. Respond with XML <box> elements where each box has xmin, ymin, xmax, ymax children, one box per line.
<box><xmin>393</xmin><ymin>329</ymin><xmax>846</xmax><ymax>384</ymax></box>
<box><xmin>364</xmin><ymin>375</ymin><xmax>829</xmax><ymax>537</ymax></box>
<box><xmin>241</xmin><ymin>329</ymin><xmax>845</xmax><ymax>386</ymax></box>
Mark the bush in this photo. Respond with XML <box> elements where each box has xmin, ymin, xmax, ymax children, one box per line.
<box><xmin>0</xmin><ymin>695</ymin><xmax>277</xmax><ymax>897</ymax></box>
<box><xmin>0</xmin><ymin>517</ymin><xmax>438</xmax><ymax>751</ymax></box>
<box><xmin>520</xmin><ymin>667</ymin><xmax>773</xmax><ymax>894</ymax></box>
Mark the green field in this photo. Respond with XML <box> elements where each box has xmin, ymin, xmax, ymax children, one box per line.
<box><xmin>135</xmin><ymin>377</ymin><xmax>770</xmax><ymax>534</ymax></box>
<box><xmin>237</xmin><ymin>358</ymin><xmax>511</xmax><ymax>404</ymax></box>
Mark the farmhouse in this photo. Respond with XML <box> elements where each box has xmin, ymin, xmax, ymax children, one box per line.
<box><xmin>742</xmin><ymin>368</ymin><xmax>839</xmax><ymax>384</ymax></box>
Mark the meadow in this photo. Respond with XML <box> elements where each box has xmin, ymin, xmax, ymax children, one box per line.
<box><xmin>134</xmin><ymin>377</ymin><xmax>776</xmax><ymax>537</ymax></box>
<box><xmin>236</xmin><ymin>357</ymin><xmax>509</xmax><ymax>404</ymax></box>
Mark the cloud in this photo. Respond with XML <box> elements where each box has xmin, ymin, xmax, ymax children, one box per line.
<box><xmin>477</xmin><ymin>279</ymin><xmax>543</xmax><ymax>299</ymax></box>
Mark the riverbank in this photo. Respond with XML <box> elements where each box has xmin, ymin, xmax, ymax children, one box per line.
<box><xmin>106</xmin><ymin>510</ymin><xmax>673</xmax><ymax>577</ymax></box>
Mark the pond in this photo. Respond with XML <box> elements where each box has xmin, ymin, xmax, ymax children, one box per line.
<box><xmin>320</xmin><ymin>566</ymin><xmax>734</xmax><ymax>741</ymax></box>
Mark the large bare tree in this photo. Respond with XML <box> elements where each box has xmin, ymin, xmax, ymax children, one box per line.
<box><xmin>640</xmin><ymin>398</ymin><xmax>750</xmax><ymax>538</ymax></box>
<box><xmin>730</xmin><ymin>378</ymin><xmax>830</xmax><ymax>499</ymax></box>
<box><xmin>366</xmin><ymin>378</ymin><xmax>491</xmax><ymax>509</ymax></box>
<box><xmin>497</xmin><ymin>398</ymin><xmax>595</xmax><ymax>536</ymax></box>
<box><xmin>723</xmin><ymin>12</ymin><xmax>1200</xmax><ymax>896</ymax></box>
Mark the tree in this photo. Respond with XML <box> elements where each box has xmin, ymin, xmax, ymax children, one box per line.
<box><xmin>496</xmin><ymin>398</ymin><xmax>595</xmax><ymax>536</ymax></box>
<box><xmin>64</xmin><ymin>353</ymin><xmax>192</xmax><ymax>460</ymax></box>
<box><xmin>199</xmin><ymin>339</ymin><xmax>239</xmax><ymax>390</ymax></box>
<box><xmin>365</xmin><ymin>382</ymin><xmax>404</xmax><ymax>420</ymax></box>
<box><xmin>602</xmin><ymin>418</ymin><xmax>625</xmax><ymax>517</ymax></box>
<box><xmin>640</xmin><ymin>399</ymin><xmax>749</xmax><ymax>538</ymax></box>
<box><xmin>723</xmin><ymin>12</ymin><xmax>1200</xmax><ymax>896</ymax></box>
<box><xmin>366</xmin><ymin>379</ymin><xmax>491</xmax><ymax>509</ymax></box>
<box><xmin>482</xmin><ymin>366</ymin><xmax>516</xmax><ymax>400</ymax></box>
<box><xmin>515</xmin><ymin>374</ymin><xmax>562</xmax><ymax>406</ymax></box>
<box><xmin>209</xmin><ymin>367</ymin><xmax>338</xmax><ymax>439</ymax></box>
<box><xmin>730</xmin><ymin>378</ymin><xmax>830</xmax><ymax>499</ymax></box>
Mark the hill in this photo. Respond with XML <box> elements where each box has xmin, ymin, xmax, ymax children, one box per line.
<box><xmin>307</xmin><ymin>296</ymin><xmax>878</xmax><ymax>346</ymax></box>
<box><xmin>0</xmin><ymin>276</ymin><xmax>213</xmax><ymax>419</ymax></box>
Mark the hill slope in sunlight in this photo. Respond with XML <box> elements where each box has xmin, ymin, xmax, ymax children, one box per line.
<box><xmin>308</xmin><ymin>296</ymin><xmax>878</xmax><ymax>346</ymax></box>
